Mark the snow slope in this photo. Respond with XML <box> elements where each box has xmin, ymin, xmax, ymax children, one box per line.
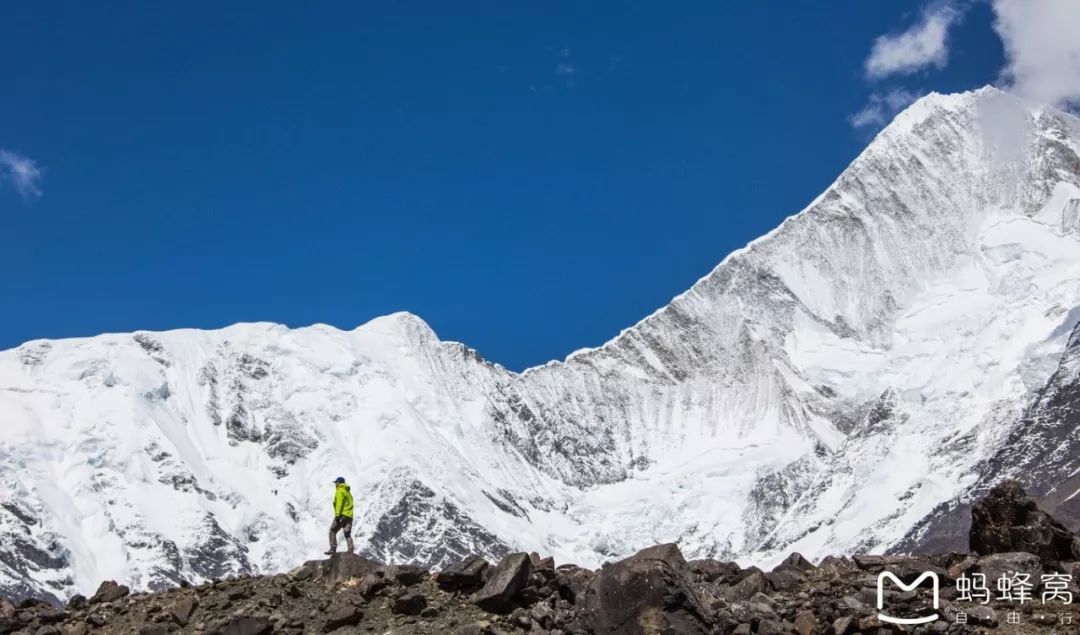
<box><xmin>3</xmin><ymin>86</ymin><xmax>1080</xmax><ymax>602</ymax></box>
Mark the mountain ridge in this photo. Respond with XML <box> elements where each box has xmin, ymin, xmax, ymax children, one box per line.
<box><xmin>3</xmin><ymin>86</ymin><xmax>1080</xmax><ymax>603</ymax></box>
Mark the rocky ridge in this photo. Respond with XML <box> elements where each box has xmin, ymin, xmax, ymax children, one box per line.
<box><xmin>3</xmin><ymin>483</ymin><xmax>1079</xmax><ymax>634</ymax></box>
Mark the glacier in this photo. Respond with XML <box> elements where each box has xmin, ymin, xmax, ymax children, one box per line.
<box><xmin>2</xmin><ymin>86</ymin><xmax>1080</xmax><ymax>602</ymax></box>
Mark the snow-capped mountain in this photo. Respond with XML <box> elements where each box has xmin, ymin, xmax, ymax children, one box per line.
<box><xmin>3</xmin><ymin>86</ymin><xmax>1080</xmax><ymax>603</ymax></box>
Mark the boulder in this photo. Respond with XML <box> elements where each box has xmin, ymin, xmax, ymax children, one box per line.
<box><xmin>773</xmin><ymin>552</ymin><xmax>815</xmax><ymax>574</ymax></box>
<box><xmin>527</xmin><ymin>552</ymin><xmax>555</xmax><ymax>573</ymax></box>
<box><xmin>436</xmin><ymin>555</ymin><xmax>490</xmax><ymax>591</ymax></box>
<box><xmin>852</xmin><ymin>555</ymin><xmax>947</xmax><ymax>587</ymax></box>
<box><xmin>764</xmin><ymin>570</ymin><xmax>802</xmax><ymax>592</ymax></box>
<box><xmin>554</xmin><ymin>564</ymin><xmax>594</xmax><ymax>604</ymax></box>
<box><xmin>380</xmin><ymin>564</ymin><xmax>427</xmax><ymax>586</ymax></box>
<box><xmin>688</xmin><ymin>559</ymin><xmax>741</xmax><ymax>583</ymax></box>
<box><xmin>971</xmin><ymin>552</ymin><xmax>1042</xmax><ymax>586</ymax></box>
<box><xmin>217</xmin><ymin>616</ymin><xmax>272</xmax><ymax>635</ymax></box>
<box><xmin>473</xmin><ymin>552</ymin><xmax>532</xmax><ymax>613</ymax></box>
<box><xmin>322</xmin><ymin>606</ymin><xmax>364</xmax><ymax>631</ymax></box>
<box><xmin>580</xmin><ymin>543</ymin><xmax>712</xmax><ymax>634</ymax></box>
<box><xmin>816</xmin><ymin>555</ymin><xmax>854</xmax><ymax>570</ymax></box>
<box><xmin>357</xmin><ymin>573</ymin><xmax>390</xmax><ymax>598</ymax></box>
<box><xmin>89</xmin><ymin>580</ymin><xmax>130</xmax><ymax>605</ymax></box>
<box><xmin>730</xmin><ymin>565</ymin><xmax>763</xmax><ymax>584</ymax></box>
<box><xmin>171</xmin><ymin>595</ymin><xmax>199</xmax><ymax>626</ymax></box>
<box><xmin>324</xmin><ymin>552</ymin><xmax>381</xmax><ymax>584</ymax></box>
<box><xmin>966</xmin><ymin>605</ymin><xmax>998</xmax><ymax>627</ymax></box>
<box><xmin>832</xmin><ymin>615</ymin><xmax>855</xmax><ymax>635</ymax></box>
<box><xmin>65</xmin><ymin>595</ymin><xmax>87</xmax><ymax>611</ymax></box>
<box><xmin>970</xmin><ymin>480</ymin><xmax>1080</xmax><ymax>561</ymax></box>
<box><xmin>392</xmin><ymin>592</ymin><xmax>427</xmax><ymax>616</ymax></box>
<box><xmin>724</xmin><ymin>570</ymin><xmax>767</xmax><ymax>601</ymax></box>
<box><xmin>793</xmin><ymin>610</ymin><xmax>816</xmax><ymax>635</ymax></box>
<box><xmin>288</xmin><ymin>560</ymin><xmax>321</xmax><ymax>582</ymax></box>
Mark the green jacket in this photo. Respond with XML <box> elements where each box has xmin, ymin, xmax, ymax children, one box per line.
<box><xmin>334</xmin><ymin>483</ymin><xmax>354</xmax><ymax>518</ymax></box>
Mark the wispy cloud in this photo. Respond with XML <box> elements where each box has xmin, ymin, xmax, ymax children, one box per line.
<box><xmin>992</xmin><ymin>0</ymin><xmax>1080</xmax><ymax>109</ymax></box>
<box><xmin>851</xmin><ymin>1</ymin><xmax>1080</xmax><ymax>130</ymax></box>
<box><xmin>0</xmin><ymin>149</ymin><xmax>43</xmax><ymax>199</ymax></box>
<box><xmin>865</xmin><ymin>4</ymin><xmax>962</xmax><ymax>80</ymax></box>
<box><xmin>850</xmin><ymin>88</ymin><xmax>922</xmax><ymax>129</ymax></box>
<box><xmin>554</xmin><ymin>45</ymin><xmax>576</xmax><ymax>87</ymax></box>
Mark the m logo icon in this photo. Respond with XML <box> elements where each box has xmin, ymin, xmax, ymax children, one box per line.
<box><xmin>876</xmin><ymin>570</ymin><xmax>940</xmax><ymax>625</ymax></box>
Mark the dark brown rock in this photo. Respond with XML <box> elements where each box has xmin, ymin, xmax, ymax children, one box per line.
<box><xmin>764</xmin><ymin>570</ymin><xmax>802</xmax><ymax>592</ymax></box>
<box><xmin>324</xmin><ymin>552</ymin><xmax>380</xmax><ymax>585</ymax></box>
<box><xmin>773</xmin><ymin>552</ymin><xmax>816</xmax><ymax>573</ymax></box>
<box><xmin>436</xmin><ymin>555</ymin><xmax>490</xmax><ymax>591</ymax></box>
<box><xmin>554</xmin><ymin>564</ymin><xmax>593</xmax><ymax>604</ymax></box>
<box><xmin>793</xmin><ymin>610</ymin><xmax>816</xmax><ymax>635</ymax></box>
<box><xmin>851</xmin><ymin>554</ymin><xmax>948</xmax><ymax>589</ymax></box>
<box><xmin>391</xmin><ymin>592</ymin><xmax>427</xmax><ymax>616</ymax></box>
<box><xmin>831</xmin><ymin>615</ymin><xmax>854</xmax><ymax>635</ymax></box>
<box><xmin>65</xmin><ymin>595</ymin><xmax>87</xmax><ymax>611</ymax></box>
<box><xmin>37</xmin><ymin>609</ymin><xmax>64</xmax><ymax>624</ymax></box>
<box><xmin>381</xmin><ymin>564</ymin><xmax>427</xmax><ymax>586</ymax></box>
<box><xmin>89</xmin><ymin>580</ymin><xmax>130</xmax><ymax>605</ymax></box>
<box><xmin>357</xmin><ymin>573</ymin><xmax>390</xmax><ymax>598</ymax></box>
<box><xmin>218</xmin><ymin>616</ymin><xmax>272</xmax><ymax>635</ymax></box>
<box><xmin>688</xmin><ymin>559</ymin><xmax>741</xmax><ymax>583</ymax></box>
<box><xmin>580</xmin><ymin>543</ymin><xmax>712</xmax><ymax>634</ymax></box>
<box><xmin>972</xmin><ymin>551</ymin><xmax>1042</xmax><ymax>585</ymax></box>
<box><xmin>970</xmin><ymin>480</ymin><xmax>1080</xmax><ymax>561</ymax></box>
<box><xmin>171</xmin><ymin>595</ymin><xmax>199</xmax><ymax>626</ymax></box>
<box><xmin>322</xmin><ymin>605</ymin><xmax>363</xmax><ymax>631</ymax></box>
<box><xmin>966</xmin><ymin>605</ymin><xmax>998</xmax><ymax>627</ymax></box>
<box><xmin>473</xmin><ymin>552</ymin><xmax>532</xmax><ymax>613</ymax></box>
<box><xmin>816</xmin><ymin>555</ymin><xmax>854</xmax><ymax>570</ymax></box>
<box><xmin>724</xmin><ymin>570</ymin><xmax>767</xmax><ymax>601</ymax></box>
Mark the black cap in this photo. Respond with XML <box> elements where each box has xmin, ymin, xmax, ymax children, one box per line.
<box><xmin>334</xmin><ymin>476</ymin><xmax>345</xmax><ymax>484</ymax></box>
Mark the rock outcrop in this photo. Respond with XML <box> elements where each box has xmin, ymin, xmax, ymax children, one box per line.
<box><xmin>970</xmin><ymin>480</ymin><xmax>1080</xmax><ymax>562</ymax></box>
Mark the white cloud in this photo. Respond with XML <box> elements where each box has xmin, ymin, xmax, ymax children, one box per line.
<box><xmin>992</xmin><ymin>0</ymin><xmax>1080</xmax><ymax>108</ymax></box>
<box><xmin>555</xmin><ymin>62</ymin><xmax>575</xmax><ymax>77</ymax></box>
<box><xmin>0</xmin><ymin>149</ymin><xmax>43</xmax><ymax>199</ymax></box>
<box><xmin>865</xmin><ymin>4</ymin><xmax>961</xmax><ymax>79</ymax></box>
<box><xmin>850</xmin><ymin>88</ymin><xmax>922</xmax><ymax>129</ymax></box>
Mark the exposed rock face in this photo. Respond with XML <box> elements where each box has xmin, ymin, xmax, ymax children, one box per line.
<box><xmin>581</xmin><ymin>543</ymin><xmax>712</xmax><ymax>634</ymax></box>
<box><xmin>970</xmin><ymin>480</ymin><xmax>1080</xmax><ymax>561</ymax></box>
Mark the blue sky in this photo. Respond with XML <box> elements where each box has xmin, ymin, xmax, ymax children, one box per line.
<box><xmin>0</xmin><ymin>2</ymin><xmax>1033</xmax><ymax>370</ymax></box>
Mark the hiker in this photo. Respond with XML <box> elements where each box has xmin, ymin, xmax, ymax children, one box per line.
<box><xmin>326</xmin><ymin>476</ymin><xmax>355</xmax><ymax>555</ymax></box>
